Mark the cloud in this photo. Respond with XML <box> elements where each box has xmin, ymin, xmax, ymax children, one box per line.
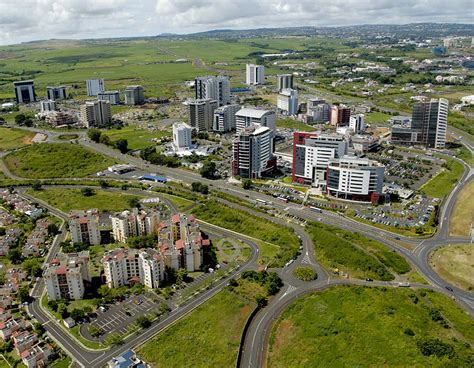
<box><xmin>0</xmin><ymin>0</ymin><xmax>472</xmax><ymax>45</ymax></box>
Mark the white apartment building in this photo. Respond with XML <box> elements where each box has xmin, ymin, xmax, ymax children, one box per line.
<box><xmin>102</xmin><ymin>248</ymin><xmax>164</xmax><ymax>289</ymax></box>
<box><xmin>184</xmin><ymin>98</ymin><xmax>218</xmax><ymax>132</ymax></box>
<box><xmin>349</xmin><ymin>114</ymin><xmax>366</xmax><ymax>134</ymax></box>
<box><xmin>246</xmin><ymin>64</ymin><xmax>265</xmax><ymax>85</ymax></box>
<box><xmin>80</xmin><ymin>100</ymin><xmax>112</xmax><ymax>128</ymax></box>
<box><xmin>235</xmin><ymin>108</ymin><xmax>276</xmax><ymax>134</ymax></box>
<box><xmin>326</xmin><ymin>155</ymin><xmax>385</xmax><ymax>203</ymax></box>
<box><xmin>68</xmin><ymin>209</ymin><xmax>101</xmax><ymax>245</ymax></box>
<box><xmin>277</xmin><ymin>74</ymin><xmax>294</xmax><ymax>91</ymax></box>
<box><xmin>44</xmin><ymin>252</ymin><xmax>90</xmax><ymax>301</ymax></box>
<box><xmin>124</xmin><ymin>85</ymin><xmax>144</xmax><ymax>105</ymax></box>
<box><xmin>172</xmin><ymin>122</ymin><xmax>193</xmax><ymax>150</ymax></box>
<box><xmin>97</xmin><ymin>91</ymin><xmax>120</xmax><ymax>105</ymax></box>
<box><xmin>306</xmin><ymin>98</ymin><xmax>331</xmax><ymax>123</ymax></box>
<box><xmin>110</xmin><ymin>208</ymin><xmax>160</xmax><ymax>243</ymax></box>
<box><xmin>213</xmin><ymin>104</ymin><xmax>240</xmax><ymax>132</ymax></box>
<box><xmin>86</xmin><ymin>79</ymin><xmax>105</xmax><ymax>96</ymax></box>
<box><xmin>277</xmin><ymin>88</ymin><xmax>299</xmax><ymax>115</ymax></box>
<box><xmin>40</xmin><ymin>100</ymin><xmax>56</xmax><ymax>113</ymax></box>
<box><xmin>195</xmin><ymin>76</ymin><xmax>230</xmax><ymax>106</ymax></box>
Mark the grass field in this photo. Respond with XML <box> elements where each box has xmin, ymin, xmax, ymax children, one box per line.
<box><xmin>4</xmin><ymin>143</ymin><xmax>116</xmax><ymax>178</ymax></box>
<box><xmin>449</xmin><ymin>180</ymin><xmax>474</xmax><ymax>237</ymax></box>
<box><xmin>268</xmin><ymin>286</ymin><xmax>474</xmax><ymax>368</ymax></box>
<box><xmin>276</xmin><ymin>118</ymin><xmax>316</xmax><ymax>132</ymax></box>
<box><xmin>0</xmin><ymin>127</ymin><xmax>35</xmax><ymax>150</ymax></box>
<box><xmin>103</xmin><ymin>126</ymin><xmax>171</xmax><ymax>150</ymax></box>
<box><xmin>137</xmin><ymin>291</ymin><xmax>253</xmax><ymax>367</ymax></box>
<box><xmin>420</xmin><ymin>159</ymin><xmax>465</xmax><ymax>198</ymax></box>
<box><xmin>365</xmin><ymin>111</ymin><xmax>392</xmax><ymax>124</ymax></box>
<box><xmin>157</xmin><ymin>193</ymin><xmax>194</xmax><ymax>211</ymax></box>
<box><xmin>431</xmin><ymin>244</ymin><xmax>474</xmax><ymax>291</ymax></box>
<box><xmin>26</xmin><ymin>188</ymin><xmax>143</xmax><ymax>212</ymax></box>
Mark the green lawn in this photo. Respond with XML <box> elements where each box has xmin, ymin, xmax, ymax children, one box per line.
<box><xmin>449</xmin><ymin>180</ymin><xmax>474</xmax><ymax>237</ymax></box>
<box><xmin>155</xmin><ymin>193</ymin><xmax>194</xmax><ymax>211</ymax></box>
<box><xmin>103</xmin><ymin>126</ymin><xmax>171</xmax><ymax>150</ymax></box>
<box><xmin>365</xmin><ymin>111</ymin><xmax>392</xmax><ymax>124</ymax></box>
<box><xmin>137</xmin><ymin>291</ymin><xmax>253</xmax><ymax>367</ymax></box>
<box><xmin>420</xmin><ymin>159</ymin><xmax>465</xmax><ymax>198</ymax></box>
<box><xmin>0</xmin><ymin>127</ymin><xmax>35</xmax><ymax>150</ymax></box>
<box><xmin>268</xmin><ymin>286</ymin><xmax>474</xmax><ymax>368</ymax></box>
<box><xmin>4</xmin><ymin>143</ymin><xmax>116</xmax><ymax>178</ymax></box>
<box><xmin>26</xmin><ymin>188</ymin><xmax>143</xmax><ymax>212</ymax></box>
<box><xmin>277</xmin><ymin>118</ymin><xmax>316</xmax><ymax>132</ymax></box>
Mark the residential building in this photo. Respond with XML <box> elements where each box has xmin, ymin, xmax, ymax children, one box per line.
<box><xmin>184</xmin><ymin>98</ymin><xmax>217</xmax><ymax>132</ymax></box>
<box><xmin>213</xmin><ymin>104</ymin><xmax>240</xmax><ymax>132</ymax></box>
<box><xmin>0</xmin><ymin>318</ymin><xmax>27</xmax><ymax>340</ymax></box>
<box><xmin>349</xmin><ymin>114</ymin><xmax>366</xmax><ymax>134</ymax></box>
<box><xmin>246</xmin><ymin>64</ymin><xmax>265</xmax><ymax>85</ymax></box>
<box><xmin>68</xmin><ymin>209</ymin><xmax>101</xmax><ymax>245</ymax></box>
<box><xmin>108</xmin><ymin>349</ymin><xmax>148</xmax><ymax>368</ymax></box>
<box><xmin>13</xmin><ymin>331</ymin><xmax>38</xmax><ymax>355</ymax></box>
<box><xmin>80</xmin><ymin>100</ymin><xmax>112</xmax><ymax>128</ymax></box>
<box><xmin>46</xmin><ymin>86</ymin><xmax>67</xmax><ymax>101</ymax></box>
<box><xmin>46</xmin><ymin>111</ymin><xmax>76</xmax><ymax>127</ymax></box>
<box><xmin>40</xmin><ymin>100</ymin><xmax>56</xmax><ymax>113</ymax></box>
<box><xmin>20</xmin><ymin>343</ymin><xmax>52</xmax><ymax>368</ymax></box>
<box><xmin>277</xmin><ymin>74</ymin><xmax>294</xmax><ymax>91</ymax></box>
<box><xmin>172</xmin><ymin>122</ymin><xmax>193</xmax><ymax>150</ymax></box>
<box><xmin>102</xmin><ymin>248</ymin><xmax>164</xmax><ymax>289</ymax></box>
<box><xmin>326</xmin><ymin>155</ymin><xmax>385</xmax><ymax>203</ymax></box>
<box><xmin>124</xmin><ymin>86</ymin><xmax>145</xmax><ymax>105</ymax></box>
<box><xmin>232</xmin><ymin>125</ymin><xmax>276</xmax><ymax>179</ymax></box>
<box><xmin>195</xmin><ymin>76</ymin><xmax>230</xmax><ymax>106</ymax></box>
<box><xmin>97</xmin><ymin>91</ymin><xmax>120</xmax><ymax>105</ymax></box>
<box><xmin>86</xmin><ymin>79</ymin><xmax>105</xmax><ymax>96</ymax></box>
<box><xmin>13</xmin><ymin>80</ymin><xmax>36</xmax><ymax>104</ymax></box>
<box><xmin>330</xmin><ymin>105</ymin><xmax>351</xmax><ymax>127</ymax></box>
<box><xmin>277</xmin><ymin>88</ymin><xmax>299</xmax><ymax>115</ymax></box>
<box><xmin>292</xmin><ymin>132</ymin><xmax>348</xmax><ymax>185</ymax></box>
<box><xmin>110</xmin><ymin>208</ymin><xmax>160</xmax><ymax>243</ymax></box>
<box><xmin>235</xmin><ymin>108</ymin><xmax>276</xmax><ymax>134</ymax></box>
<box><xmin>44</xmin><ymin>252</ymin><xmax>90</xmax><ymax>301</ymax></box>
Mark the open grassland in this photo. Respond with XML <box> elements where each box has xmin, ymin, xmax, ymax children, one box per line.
<box><xmin>420</xmin><ymin>159</ymin><xmax>465</xmax><ymax>198</ymax></box>
<box><xmin>103</xmin><ymin>126</ymin><xmax>171</xmax><ymax>150</ymax></box>
<box><xmin>268</xmin><ymin>286</ymin><xmax>474</xmax><ymax>368</ymax></box>
<box><xmin>4</xmin><ymin>143</ymin><xmax>115</xmax><ymax>178</ymax></box>
<box><xmin>26</xmin><ymin>188</ymin><xmax>143</xmax><ymax>212</ymax></box>
<box><xmin>431</xmin><ymin>244</ymin><xmax>474</xmax><ymax>292</ymax></box>
<box><xmin>307</xmin><ymin>222</ymin><xmax>410</xmax><ymax>280</ymax></box>
<box><xmin>156</xmin><ymin>192</ymin><xmax>194</xmax><ymax>211</ymax></box>
<box><xmin>0</xmin><ymin>127</ymin><xmax>35</xmax><ymax>150</ymax></box>
<box><xmin>191</xmin><ymin>200</ymin><xmax>299</xmax><ymax>267</ymax></box>
<box><xmin>364</xmin><ymin>111</ymin><xmax>392</xmax><ymax>124</ymax></box>
<box><xmin>449</xmin><ymin>180</ymin><xmax>474</xmax><ymax>237</ymax></box>
<box><xmin>276</xmin><ymin>118</ymin><xmax>316</xmax><ymax>132</ymax></box>
<box><xmin>137</xmin><ymin>291</ymin><xmax>253</xmax><ymax>368</ymax></box>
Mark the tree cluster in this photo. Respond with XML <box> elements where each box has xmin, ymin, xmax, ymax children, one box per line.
<box><xmin>87</xmin><ymin>129</ymin><xmax>128</xmax><ymax>153</ymax></box>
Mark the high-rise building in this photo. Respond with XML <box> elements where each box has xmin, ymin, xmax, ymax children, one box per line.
<box><xmin>277</xmin><ymin>74</ymin><xmax>294</xmax><ymax>91</ymax></box>
<box><xmin>172</xmin><ymin>122</ymin><xmax>193</xmax><ymax>150</ymax></box>
<box><xmin>349</xmin><ymin>114</ymin><xmax>366</xmax><ymax>134</ymax></box>
<box><xmin>232</xmin><ymin>125</ymin><xmax>276</xmax><ymax>179</ymax></box>
<box><xmin>306</xmin><ymin>98</ymin><xmax>331</xmax><ymax>123</ymax></box>
<box><xmin>326</xmin><ymin>155</ymin><xmax>385</xmax><ymax>203</ymax></box>
<box><xmin>213</xmin><ymin>104</ymin><xmax>240</xmax><ymax>132</ymax></box>
<box><xmin>46</xmin><ymin>86</ymin><xmax>67</xmax><ymax>101</ymax></box>
<box><xmin>195</xmin><ymin>76</ymin><xmax>230</xmax><ymax>106</ymax></box>
<box><xmin>110</xmin><ymin>208</ymin><xmax>160</xmax><ymax>243</ymax></box>
<box><xmin>292</xmin><ymin>132</ymin><xmax>348</xmax><ymax>185</ymax></box>
<box><xmin>97</xmin><ymin>91</ymin><xmax>120</xmax><ymax>105</ymax></box>
<box><xmin>13</xmin><ymin>80</ymin><xmax>36</xmax><ymax>104</ymax></box>
<box><xmin>246</xmin><ymin>64</ymin><xmax>265</xmax><ymax>85</ymax></box>
<box><xmin>68</xmin><ymin>209</ymin><xmax>101</xmax><ymax>245</ymax></box>
<box><xmin>184</xmin><ymin>98</ymin><xmax>217</xmax><ymax>132</ymax></box>
<box><xmin>277</xmin><ymin>88</ymin><xmax>299</xmax><ymax>115</ymax></box>
<box><xmin>124</xmin><ymin>86</ymin><xmax>145</xmax><ymax>105</ymax></box>
<box><xmin>44</xmin><ymin>252</ymin><xmax>90</xmax><ymax>301</ymax></box>
<box><xmin>330</xmin><ymin>105</ymin><xmax>351</xmax><ymax>127</ymax></box>
<box><xmin>86</xmin><ymin>79</ymin><xmax>105</xmax><ymax>96</ymax></box>
<box><xmin>80</xmin><ymin>100</ymin><xmax>112</xmax><ymax>128</ymax></box>
<box><xmin>40</xmin><ymin>100</ymin><xmax>56</xmax><ymax>113</ymax></box>
<box><xmin>235</xmin><ymin>108</ymin><xmax>276</xmax><ymax>134</ymax></box>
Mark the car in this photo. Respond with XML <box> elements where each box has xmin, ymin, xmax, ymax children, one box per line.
<box><xmin>365</xmin><ymin>278</ymin><xmax>373</xmax><ymax>282</ymax></box>
<box><xmin>395</xmin><ymin>237</ymin><xmax>401</xmax><ymax>240</ymax></box>
<box><xmin>445</xmin><ymin>286</ymin><xmax>454</xmax><ymax>292</ymax></box>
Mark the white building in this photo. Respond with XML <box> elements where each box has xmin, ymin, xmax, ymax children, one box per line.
<box><xmin>80</xmin><ymin>100</ymin><xmax>112</xmax><ymax>128</ymax></box>
<box><xmin>246</xmin><ymin>64</ymin><xmax>265</xmax><ymax>85</ymax></box>
<box><xmin>40</xmin><ymin>100</ymin><xmax>56</xmax><ymax>113</ymax></box>
<box><xmin>172</xmin><ymin>122</ymin><xmax>193</xmax><ymax>150</ymax></box>
<box><xmin>277</xmin><ymin>88</ymin><xmax>299</xmax><ymax>115</ymax></box>
<box><xmin>213</xmin><ymin>104</ymin><xmax>240</xmax><ymax>132</ymax></box>
<box><xmin>47</xmin><ymin>86</ymin><xmax>67</xmax><ymax>101</ymax></box>
<box><xmin>195</xmin><ymin>76</ymin><xmax>230</xmax><ymax>106</ymax></box>
<box><xmin>326</xmin><ymin>155</ymin><xmax>385</xmax><ymax>203</ymax></box>
<box><xmin>306</xmin><ymin>98</ymin><xmax>331</xmax><ymax>123</ymax></box>
<box><xmin>461</xmin><ymin>95</ymin><xmax>474</xmax><ymax>106</ymax></box>
<box><xmin>110</xmin><ymin>208</ymin><xmax>160</xmax><ymax>243</ymax></box>
<box><xmin>44</xmin><ymin>252</ymin><xmax>90</xmax><ymax>301</ymax></box>
<box><xmin>184</xmin><ymin>98</ymin><xmax>217</xmax><ymax>132</ymax></box>
<box><xmin>97</xmin><ymin>91</ymin><xmax>120</xmax><ymax>105</ymax></box>
<box><xmin>68</xmin><ymin>209</ymin><xmax>101</xmax><ymax>245</ymax></box>
<box><xmin>277</xmin><ymin>74</ymin><xmax>294</xmax><ymax>91</ymax></box>
<box><xmin>13</xmin><ymin>80</ymin><xmax>36</xmax><ymax>104</ymax></box>
<box><xmin>235</xmin><ymin>108</ymin><xmax>276</xmax><ymax>134</ymax></box>
<box><xmin>124</xmin><ymin>86</ymin><xmax>144</xmax><ymax>105</ymax></box>
<box><xmin>349</xmin><ymin>114</ymin><xmax>366</xmax><ymax>134</ymax></box>
<box><xmin>86</xmin><ymin>79</ymin><xmax>105</xmax><ymax>96</ymax></box>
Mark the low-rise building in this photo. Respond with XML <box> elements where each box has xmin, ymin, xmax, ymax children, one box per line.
<box><xmin>46</xmin><ymin>111</ymin><xmax>76</xmax><ymax>127</ymax></box>
<box><xmin>108</xmin><ymin>350</ymin><xmax>148</xmax><ymax>368</ymax></box>
<box><xmin>20</xmin><ymin>343</ymin><xmax>52</xmax><ymax>368</ymax></box>
<box><xmin>13</xmin><ymin>331</ymin><xmax>38</xmax><ymax>355</ymax></box>
<box><xmin>0</xmin><ymin>318</ymin><xmax>28</xmax><ymax>341</ymax></box>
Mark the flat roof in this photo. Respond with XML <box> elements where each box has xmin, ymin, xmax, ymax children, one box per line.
<box><xmin>236</xmin><ymin>108</ymin><xmax>273</xmax><ymax>119</ymax></box>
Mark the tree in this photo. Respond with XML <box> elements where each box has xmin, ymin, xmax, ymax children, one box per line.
<box><xmin>128</xmin><ymin>197</ymin><xmax>141</xmax><ymax>209</ymax></box>
<box><xmin>99</xmin><ymin>180</ymin><xmax>109</xmax><ymax>189</ymax></box>
<box><xmin>83</xmin><ymin>306</ymin><xmax>93</xmax><ymax>315</ymax></box>
<box><xmin>17</xmin><ymin>286</ymin><xmax>30</xmax><ymax>303</ymax></box>
<box><xmin>88</xmin><ymin>325</ymin><xmax>103</xmax><ymax>337</ymax></box>
<box><xmin>14</xmin><ymin>114</ymin><xmax>26</xmax><ymax>125</ymax></box>
<box><xmin>256</xmin><ymin>295</ymin><xmax>268</xmax><ymax>308</ymax></box>
<box><xmin>242</xmin><ymin>179</ymin><xmax>252</xmax><ymax>190</ymax></box>
<box><xmin>23</xmin><ymin>258</ymin><xmax>43</xmax><ymax>278</ymax></box>
<box><xmin>87</xmin><ymin>129</ymin><xmax>102</xmax><ymax>143</ymax></box>
<box><xmin>47</xmin><ymin>300</ymin><xmax>58</xmax><ymax>312</ymax></box>
<box><xmin>136</xmin><ymin>315</ymin><xmax>152</xmax><ymax>329</ymax></box>
<box><xmin>57</xmin><ymin>303</ymin><xmax>69</xmax><ymax>319</ymax></box>
<box><xmin>191</xmin><ymin>182</ymin><xmax>209</xmax><ymax>194</ymax></box>
<box><xmin>99</xmin><ymin>134</ymin><xmax>111</xmax><ymax>145</ymax></box>
<box><xmin>159</xmin><ymin>303</ymin><xmax>170</xmax><ymax>315</ymax></box>
<box><xmin>0</xmin><ymin>227</ymin><xmax>5</xmax><ymax>236</ymax></box>
<box><xmin>31</xmin><ymin>181</ymin><xmax>42</xmax><ymax>191</ymax></box>
<box><xmin>176</xmin><ymin>269</ymin><xmax>188</xmax><ymax>285</ymax></box>
<box><xmin>115</xmin><ymin>139</ymin><xmax>128</xmax><ymax>153</ymax></box>
<box><xmin>70</xmin><ymin>308</ymin><xmax>85</xmax><ymax>322</ymax></box>
<box><xmin>7</xmin><ymin>248</ymin><xmax>22</xmax><ymax>264</ymax></box>
<box><xmin>47</xmin><ymin>223</ymin><xmax>59</xmax><ymax>236</ymax></box>
<box><xmin>81</xmin><ymin>187</ymin><xmax>95</xmax><ymax>197</ymax></box>
<box><xmin>200</xmin><ymin>161</ymin><xmax>217</xmax><ymax>179</ymax></box>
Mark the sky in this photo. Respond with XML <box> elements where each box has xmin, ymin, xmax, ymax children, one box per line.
<box><xmin>0</xmin><ymin>0</ymin><xmax>472</xmax><ymax>45</ymax></box>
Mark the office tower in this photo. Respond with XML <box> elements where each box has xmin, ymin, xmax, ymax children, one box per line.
<box><xmin>195</xmin><ymin>76</ymin><xmax>230</xmax><ymax>106</ymax></box>
<box><xmin>68</xmin><ymin>209</ymin><xmax>101</xmax><ymax>245</ymax></box>
<box><xmin>97</xmin><ymin>91</ymin><xmax>120</xmax><ymax>105</ymax></box>
<box><xmin>184</xmin><ymin>98</ymin><xmax>217</xmax><ymax>132</ymax></box>
<box><xmin>349</xmin><ymin>114</ymin><xmax>366</xmax><ymax>134</ymax></box>
<box><xmin>40</xmin><ymin>100</ymin><xmax>56</xmax><ymax>113</ymax></box>
<box><xmin>172</xmin><ymin>122</ymin><xmax>193</xmax><ymax>150</ymax></box>
<box><xmin>306</xmin><ymin>98</ymin><xmax>331</xmax><ymax>123</ymax></box>
<box><xmin>330</xmin><ymin>105</ymin><xmax>351</xmax><ymax>127</ymax></box>
<box><xmin>80</xmin><ymin>100</ymin><xmax>112</xmax><ymax>128</ymax></box>
<box><xmin>277</xmin><ymin>74</ymin><xmax>294</xmax><ymax>91</ymax></box>
<box><xmin>277</xmin><ymin>88</ymin><xmax>299</xmax><ymax>115</ymax></box>
<box><xmin>213</xmin><ymin>104</ymin><xmax>240</xmax><ymax>132</ymax></box>
<box><xmin>86</xmin><ymin>79</ymin><xmax>105</xmax><ymax>96</ymax></box>
<box><xmin>124</xmin><ymin>86</ymin><xmax>145</xmax><ymax>105</ymax></box>
<box><xmin>411</xmin><ymin>98</ymin><xmax>448</xmax><ymax>148</ymax></box>
<box><xmin>13</xmin><ymin>80</ymin><xmax>36</xmax><ymax>104</ymax></box>
<box><xmin>235</xmin><ymin>108</ymin><xmax>276</xmax><ymax>134</ymax></box>
<box><xmin>246</xmin><ymin>64</ymin><xmax>265</xmax><ymax>85</ymax></box>
<box><xmin>46</xmin><ymin>86</ymin><xmax>67</xmax><ymax>101</ymax></box>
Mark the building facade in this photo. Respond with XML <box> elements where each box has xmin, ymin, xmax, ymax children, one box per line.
<box><xmin>40</xmin><ymin>100</ymin><xmax>56</xmax><ymax>113</ymax></box>
<box><xmin>13</xmin><ymin>81</ymin><xmax>36</xmax><ymax>104</ymax></box>
<box><xmin>80</xmin><ymin>100</ymin><xmax>112</xmax><ymax>128</ymax></box>
<box><xmin>124</xmin><ymin>86</ymin><xmax>145</xmax><ymax>105</ymax></box>
<box><xmin>86</xmin><ymin>79</ymin><xmax>105</xmax><ymax>96</ymax></box>
<box><xmin>277</xmin><ymin>74</ymin><xmax>294</xmax><ymax>91</ymax></box>
<box><xmin>110</xmin><ymin>208</ymin><xmax>160</xmax><ymax>243</ymax></box>
<box><xmin>213</xmin><ymin>104</ymin><xmax>240</xmax><ymax>132</ymax></box>
<box><xmin>349</xmin><ymin>114</ymin><xmax>366</xmax><ymax>134</ymax></box>
<box><xmin>172</xmin><ymin>122</ymin><xmax>193</xmax><ymax>150</ymax></box>
<box><xmin>184</xmin><ymin>98</ymin><xmax>217</xmax><ymax>132</ymax></box>
<box><xmin>195</xmin><ymin>76</ymin><xmax>230</xmax><ymax>106</ymax></box>
<box><xmin>306</xmin><ymin>98</ymin><xmax>331</xmax><ymax>123</ymax></box>
<box><xmin>235</xmin><ymin>108</ymin><xmax>276</xmax><ymax>134</ymax></box>
<box><xmin>97</xmin><ymin>91</ymin><xmax>120</xmax><ymax>105</ymax></box>
<box><xmin>68</xmin><ymin>209</ymin><xmax>101</xmax><ymax>245</ymax></box>
<box><xmin>246</xmin><ymin>64</ymin><xmax>265</xmax><ymax>85</ymax></box>
<box><xmin>330</xmin><ymin>105</ymin><xmax>351</xmax><ymax>127</ymax></box>
<box><xmin>277</xmin><ymin>88</ymin><xmax>299</xmax><ymax>115</ymax></box>
<box><xmin>46</xmin><ymin>86</ymin><xmax>67</xmax><ymax>101</ymax></box>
